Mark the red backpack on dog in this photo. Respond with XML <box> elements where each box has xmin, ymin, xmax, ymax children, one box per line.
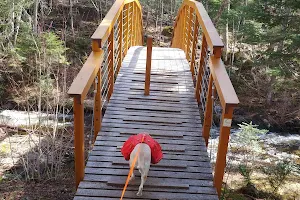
<box><xmin>121</xmin><ymin>133</ymin><xmax>163</xmax><ymax>164</ymax></box>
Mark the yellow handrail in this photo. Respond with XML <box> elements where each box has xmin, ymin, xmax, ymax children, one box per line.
<box><xmin>67</xmin><ymin>0</ymin><xmax>143</xmax><ymax>188</ymax></box>
<box><xmin>172</xmin><ymin>0</ymin><xmax>239</xmax><ymax>197</ymax></box>
<box><xmin>172</xmin><ymin>0</ymin><xmax>224</xmax><ymax>57</ymax></box>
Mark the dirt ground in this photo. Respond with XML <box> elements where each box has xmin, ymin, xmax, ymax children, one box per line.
<box><xmin>0</xmin><ymin>170</ymin><xmax>75</xmax><ymax>200</ymax></box>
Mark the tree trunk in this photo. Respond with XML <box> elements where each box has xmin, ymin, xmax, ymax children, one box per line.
<box><xmin>170</xmin><ymin>0</ymin><xmax>173</xmax><ymax>25</ymax></box>
<box><xmin>159</xmin><ymin>0</ymin><xmax>163</xmax><ymax>46</ymax></box>
<box><xmin>155</xmin><ymin>15</ymin><xmax>159</xmax><ymax>32</ymax></box>
<box><xmin>225</xmin><ymin>0</ymin><xmax>230</xmax><ymax>62</ymax></box>
<box><xmin>214</xmin><ymin>0</ymin><xmax>229</xmax><ymax>26</ymax></box>
<box><xmin>14</xmin><ymin>10</ymin><xmax>22</xmax><ymax>45</ymax></box>
<box><xmin>70</xmin><ymin>0</ymin><xmax>75</xmax><ymax>40</ymax></box>
<box><xmin>144</xmin><ymin>5</ymin><xmax>150</xmax><ymax>31</ymax></box>
<box><xmin>267</xmin><ymin>76</ymin><xmax>276</xmax><ymax>105</ymax></box>
<box><xmin>231</xmin><ymin>19</ymin><xmax>235</xmax><ymax>66</ymax></box>
<box><xmin>33</xmin><ymin>0</ymin><xmax>39</xmax><ymax>34</ymax></box>
<box><xmin>99</xmin><ymin>0</ymin><xmax>103</xmax><ymax>20</ymax></box>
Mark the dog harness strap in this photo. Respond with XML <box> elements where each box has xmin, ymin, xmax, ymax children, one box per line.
<box><xmin>120</xmin><ymin>135</ymin><xmax>145</xmax><ymax>200</ymax></box>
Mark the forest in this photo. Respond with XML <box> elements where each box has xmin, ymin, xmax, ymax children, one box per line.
<box><xmin>0</xmin><ymin>0</ymin><xmax>299</xmax><ymax>199</ymax></box>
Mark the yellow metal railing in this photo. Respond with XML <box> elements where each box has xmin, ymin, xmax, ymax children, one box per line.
<box><xmin>172</xmin><ymin>0</ymin><xmax>239</xmax><ymax>196</ymax></box>
<box><xmin>67</xmin><ymin>0</ymin><xmax>143</xmax><ymax>188</ymax></box>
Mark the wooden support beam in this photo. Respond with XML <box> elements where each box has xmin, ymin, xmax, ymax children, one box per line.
<box><xmin>144</xmin><ymin>37</ymin><xmax>153</xmax><ymax>96</ymax></box>
<box><xmin>74</xmin><ymin>97</ymin><xmax>85</xmax><ymax>188</ymax></box>
<box><xmin>117</xmin><ymin>11</ymin><xmax>123</xmax><ymax>74</ymax></box>
<box><xmin>182</xmin><ymin>6</ymin><xmax>187</xmax><ymax>53</ymax></box>
<box><xmin>190</xmin><ymin>17</ymin><xmax>199</xmax><ymax>77</ymax></box>
<box><xmin>202</xmin><ymin>74</ymin><xmax>213</xmax><ymax>146</ymax></box>
<box><xmin>129</xmin><ymin>3</ymin><xmax>133</xmax><ymax>47</ymax></box>
<box><xmin>186</xmin><ymin>7</ymin><xmax>194</xmax><ymax>62</ymax></box>
<box><xmin>132</xmin><ymin>2</ymin><xmax>136</xmax><ymax>46</ymax></box>
<box><xmin>195</xmin><ymin>34</ymin><xmax>207</xmax><ymax>103</ymax></box>
<box><xmin>124</xmin><ymin>4</ymin><xmax>129</xmax><ymax>55</ymax></box>
<box><xmin>93</xmin><ymin>69</ymin><xmax>102</xmax><ymax>141</ymax></box>
<box><xmin>108</xmin><ymin>29</ymin><xmax>114</xmax><ymax>100</ymax></box>
<box><xmin>172</xmin><ymin>10</ymin><xmax>180</xmax><ymax>48</ymax></box>
<box><xmin>214</xmin><ymin>104</ymin><xmax>235</xmax><ymax>196</ymax></box>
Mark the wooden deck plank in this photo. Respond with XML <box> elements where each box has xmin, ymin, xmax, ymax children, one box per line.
<box><xmin>76</xmin><ymin>188</ymin><xmax>218</xmax><ymax>200</ymax></box>
<box><xmin>97</xmin><ymin>131</ymin><xmax>204</xmax><ymax>142</ymax></box>
<box><xmin>104</xmin><ymin>109</ymin><xmax>201</xmax><ymax>120</ymax></box>
<box><xmin>74</xmin><ymin>46</ymin><xmax>217</xmax><ymax>199</ymax></box>
<box><xmin>103</xmin><ymin>114</ymin><xmax>201</xmax><ymax>125</ymax></box>
<box><xmin>100</xmin><ymin>126</ymin><xmax>203</xmax><ymax>137</ymax></box>
<box><xmin>89</xmin><ymin>150</ymin><xmax>210</xmax><ymax>162</ymax></box>
<box><xmin>86</xmin><ymin>161</ymin><xmax>213</xmax><ymax>173</ymax></box>
<box><xmin>90</xmin><ymin>146</ymin><xmax>210</xmax><ymax>156</ymax></box>
<box><xmin>109</xmin><ymin>98</ymin><xmax>199</xmax><ymax>109</ymax></box>
<box><xmin>96</xmin><ymin>134</ymin><xmax>205</xmax><ymax>146</ymax></box>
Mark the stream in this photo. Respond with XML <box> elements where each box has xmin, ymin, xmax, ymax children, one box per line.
<box><xmin>1</xmin><ymin>109</ymin><xmax>299</xmax><ymax>168</ymax></box>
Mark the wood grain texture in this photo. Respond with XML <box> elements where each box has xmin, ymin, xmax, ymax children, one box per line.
<box><xmin>74</xmin><ymin>46</ymin><xmax>218</xmax><ymax>199</ymax></box>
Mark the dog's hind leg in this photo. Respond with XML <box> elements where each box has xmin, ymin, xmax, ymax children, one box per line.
<box><xmin>129</xmin><ymin>171</ymin><xmax>135</xmax><ymax>182</ymax></box>
<box><xmin>129</xmin><ymin>161</ymin><xmax>135</xmax><ymax>182</ymax></box>
<box><xmin>136</xmin><ymin>174</ymin><xmax>147</xmax><ymax>196</ymax></box>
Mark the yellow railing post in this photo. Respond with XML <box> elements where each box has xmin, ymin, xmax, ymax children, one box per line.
<box><xmin>214</xmin><ymin>104</ymin><xmax>234</xmax><ymax>196</ymax></box>
<box><xmin>117</xmin><ymin>12</ymin><xmax>123</xmax><ymax>74</ymax></box>
<box><xmin>129</xmin><ymin>3</ymin><xmax>133</xmax><ymax>47</ymax></box>
<box><xmin>124</xmin><ymin>4</ymin><xmax>129</xmax><ymax>55</ymax></box>
<box><xmin>195</xmin><ymin>34</ymin><xmax>207</xmax><ymax>103</ymax></box>
<box><xmin>176</xmin><ymin>9</ymin><xmax>185</xmax><ymax>50</ymax></box>
<box><xmin>74</xmin><ymin>97</ymin><xmax>85</xmax><ymax>188</ymax></box>
<box><xmin>93</xmin><ymin>69</ymin><xmax>102</xmax><ymax>141</ymax></box>
<box><xmin>202</xmin><ymin>74</ymin><xmax>213</xmax><ymax>146</ymax></box>
<box><xmin>144</xmin><ymin>36</ymin><xmax>153</xmax><ymax>96</ymax></box>
<box><xmin>108</xmin><ymin>29</ymin><xmax>114</xmax><ymax>100</ymax></box>
<box><xmin>182</xmin><ymin>6</ymin><xmax>187</xmax><ymax>53</ymax></box>
<box><xmin>186</xmin><ymin>7</ymin><xmax>194</xmax><ymax>62</ymax></box>
<box><xmin>132</xmin><ymin>3</ymin><xmax>136</xmax><ymax>46</ymax></box>
<box><xmin>172</xmin><ymin>11</ymin><xmax>180</xmax><ymax>48</ymax></box>
<box><xmin>190</xmin><ymin>18</ymin><xmax>199</xmax><ymax>77</ymax></box>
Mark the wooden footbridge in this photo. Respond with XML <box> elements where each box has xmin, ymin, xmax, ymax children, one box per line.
<box><xmin>68</xmin><ymin>0</ymin><xmax>239</xmax><ymax>199</ymax></box>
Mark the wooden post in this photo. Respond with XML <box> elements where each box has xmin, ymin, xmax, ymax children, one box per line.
<box><xmin>117</xmin><ymin>11</ymin><xmax>123</xmax><ymax>74</ymax></box>
<box><xmin>136</xmin><ymin>8</ymin><xmax>140</xmax><ymax>45</ymax></box>
<box><xmin>214</xmin><ymin>104</ymin><xmax>234</xmax><ymax>196</ymax></box>
<box><xmin>93</xmin><ymin>69</ymin><xmax>102</xmax><ymax>141</ymax></box>
<box><xmin>139</xmin><ymin>12</ymin><xmax>142</xmax><ymax>45</ymax></box>
<box><xmin>175</xmin><ymin>10</ymin><xmax>183</xmax><ymax>49</ymax></box>
<box><xmin>129</xmin><ymin>3</ymin><xmax>133</xmax><ymax>48</ymax></box>
<box><xmin>124</xmin><ymin>4</ymin><xmax>129</xmax><ymax>55</ymax></box>
<box><xmin>213</xmin><ymin>46</ymin><xmax>223</xmax><ymax>58</ymax></box>
<box><xmin>182</xmin><ymin>7</ymin><xmax>187</xmax><ymax>52</ymax></box>
<box><xmin>74</xmin><ymin>97</ymin><xmax>85</xmax><ymax>188</ymax></box>
<box><xmin>140</xmin><ymin>9</ymin><xmax>144</xmax><ymax>45</ymax></box>
<box><xmin>144</xmin><ymin>37</ymin><xmax>153</xmax><ymax>96</ymax></box>
<box><xmin>138</xmin><ymin>11</ymin><xmax>142</xmax><ymax>45</ymax></box>
<box><xmin>190</xmin><ymin>18</ymin><xmax>199</xmax><ymax>77</ymax></box>
<box><xmin>108</xmin><ymin>29</ymin><xmax>114</xmax><ymax>100</ymax></box>
<box><xmin>202</xmin><ymin>74</ymin><xmax>213</xmax><ymax>146</ymax></box>
<box><xmin>195</xmin><ymin>34</ymin><xmax>207</xmax><ymax>103</ymax></box>
<box><xmin>92</xmin><ymin>39</ymin><xmax>101</xmax><ymax>51</ymax></box>
<box><xmin>132</xmin><ymin>3</ymin><xmax>136</xmax><ymax>46</ymax></box>
<box><xmin>186</xmin><ymin>7</ymin><xmax>194</xmax><ymax>62</ymax></box>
